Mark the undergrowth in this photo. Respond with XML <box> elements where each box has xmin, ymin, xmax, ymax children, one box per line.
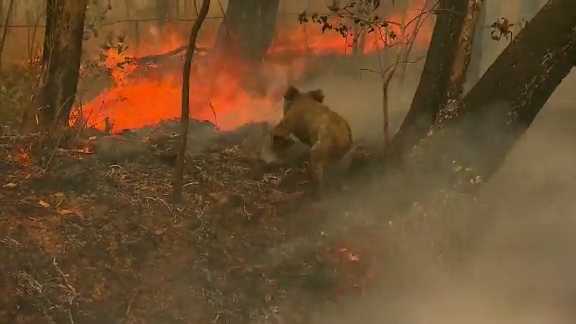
<box><xmin>0</xmin><ymin>64</ymin><xmax>39</xmax><ymax>127</ymax></box>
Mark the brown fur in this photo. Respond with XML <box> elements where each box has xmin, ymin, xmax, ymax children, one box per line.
<box><xmin>269</xmin><ymin>86</ymin><xmax>353</xmax><ymax>194</ymax></box>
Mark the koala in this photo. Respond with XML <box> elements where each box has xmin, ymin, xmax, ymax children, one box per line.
<box><xmin>262</xmin><ymin>85</ymin><xmax>353</xmax><ymax>195</ymax></box>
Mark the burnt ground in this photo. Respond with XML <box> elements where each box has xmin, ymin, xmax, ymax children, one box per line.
<box><xmin>3</xmin><ymin>91</ymin><xmax>576</xmax><ymax>324</ymax></box>
<box><xmin>0</xmin><ymin>123</ymin><xmax>387</xmax><ymax>324</ymax></box>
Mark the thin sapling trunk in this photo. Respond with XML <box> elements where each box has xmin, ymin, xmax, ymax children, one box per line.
<box><xmin>172</xmin><ymin>0</ymin><xmax>211</xmax><ymax>202</ymax></box>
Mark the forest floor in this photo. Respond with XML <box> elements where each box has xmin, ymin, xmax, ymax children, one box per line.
<box><xmin>0</xmin><ymin>121</ymin><xmax>386</xmax><ymax>324</ymax></box>
<box><xmin>4</xmin><ymin>100</ymin><xmax>575</xmax><ymax>324</ymax></box>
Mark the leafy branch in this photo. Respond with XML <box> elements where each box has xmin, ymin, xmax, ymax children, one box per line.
<box><xmin>298</xmin><ymin>0</ymin><xmax>438</xmax><ymax>50</ymax></box>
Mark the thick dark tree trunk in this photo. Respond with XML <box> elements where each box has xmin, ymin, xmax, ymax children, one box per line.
<box><xmin>384</xmin><ymin>0</ymin><xmax>575</xmax><ymax>193</ymax></box>
<box><xmin>439</xmin><ymin>0</ymin><xmax>576</xmax><ymax>180</ymax></box>
<box><xmin>215</xmin><ymin>0</ymin><xmax>280</xmax><ymax>64</ymax></box>
<box><xmin>388</xmin><ymin>0</ymin><xmax>469</xmax><ymax>158</ymax></box>
<box><xmin>22</xmin><ymin>0</ymin><xmax>88</xmax><ymax>131</ymax></box>
<box><xmin>172</xmin><ymin>0</ymin><xmax>211</xmax><ymax>202</ymax></box>
<box><xmin>364</xmin><ymin>0</ymin><xmax>576</xmax><ymax>227</ymax></box>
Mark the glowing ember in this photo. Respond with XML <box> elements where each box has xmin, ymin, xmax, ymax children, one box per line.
<box><xmin>13</xmin><ymin>147</ymin><xmax>32</xmax><ymax>166</ymax></box>
<box><xmin>338</xmin><ymin>247</ymin><xmax>361</xmax><ymax>262</ymax></box>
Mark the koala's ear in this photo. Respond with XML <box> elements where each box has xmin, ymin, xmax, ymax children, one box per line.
<box><xmin>307</xmin><ymin>89</ymin><xmax>324</xmax><ymax>103</ymax></box>
<box><xmin>284</xmin><ymin>86</ymin><xmax>300</xmax><ymax>101</ymax></box>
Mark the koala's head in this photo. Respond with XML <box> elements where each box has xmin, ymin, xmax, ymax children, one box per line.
<box><xmin>282</xmin><ymin>86</ymin><xmax>325</xmax><ymax>114</ymax></box>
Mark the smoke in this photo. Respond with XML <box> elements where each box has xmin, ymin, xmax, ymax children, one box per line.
<box><xmin>274</xmin><ymin>65</ymin><xmax>576</xmax><ymax>323</ymax></box>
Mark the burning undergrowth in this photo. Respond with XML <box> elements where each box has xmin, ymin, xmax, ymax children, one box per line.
<box><xmin>75</xmin><ymin>1</ymin><xmax>433</xmax><ymax>135</ymax></box>
<box><xmin>77</xmin><ymin>36</ymin><xmax>299</xmax><ymax>133</ymax></box>
<box><xmin>73</xmin><ymin>24</ymin><xmax>310</xmax><ymax>133</ymax></box>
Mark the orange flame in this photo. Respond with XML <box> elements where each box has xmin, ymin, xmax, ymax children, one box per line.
<box><xmin>80</xmin><ymin>49</ymin><xmax>308</xmax><ymax>132</ymax></box>
<box><xmin>78</xmin><ymin>3</ymin><xmax>433</xmax><ymax>133</ymax></box>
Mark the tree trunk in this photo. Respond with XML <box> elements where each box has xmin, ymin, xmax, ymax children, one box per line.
<box><xmin>0</xmin><ymin>0</ymin><xmax>15</xmax><ymax>72</ymax></box>
<box><xmin>173</xmin><ymin>0</ymin><xmax>211</xmax><ymax>202</ymax></box>
<box><xmin>362</xmin><ymin>0</ymin><xmax>576</xmax><ymax>227</ymax></box>
<box><xmin>22</xmin><ymin>0</ymin><xmax>88</xmax><ymax>131</ymax></box>
<box><xmin>215</xmin><ymin>0</ymin><xmax>280</xmax><ymax>64</ymax></box>
<box><xmin>382</xmin><ymin>63</ymin><xmax>399</xmax><ymax>147</ymax></box>
<box><xmin>448</xmin><ymin>0</ymin><xmax>576</xmax><ymax>180</ymax></box>
<box><xmin>414</xmin><ymin>0</ymin><xmax>576</xmax><ymax>187</ymax></box>
<box><xmin>388</xmin><ymin>0</ymin><xmax>469</xmax><ymax>158</ymax></box>
<box><xmin>465</xmin><ymin>0</ymin><xmax>487</xmax><ymax>91</ymax></box>
<box><xmin>445</xmin><ymin>0</ymin><xmax>483</xmax><ymax>101</ymax></box>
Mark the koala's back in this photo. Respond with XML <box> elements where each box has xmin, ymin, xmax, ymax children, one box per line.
<box><xmin>286</xmin><ymin>97</ymin><xmax>352</xmax><ymax>158</ymax></box>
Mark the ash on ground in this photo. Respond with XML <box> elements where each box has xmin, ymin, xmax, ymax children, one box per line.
<box><xmin>0</xmin><ymin>119</ymin><xmax>378</xmax><ymax>324</ymax></box>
